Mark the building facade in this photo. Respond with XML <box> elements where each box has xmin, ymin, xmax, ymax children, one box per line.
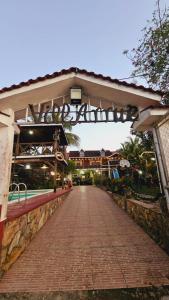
<box><xmin>69</xmin><ymin>149</ymin><xmax>122</xmax><ymax>172</ymax></box>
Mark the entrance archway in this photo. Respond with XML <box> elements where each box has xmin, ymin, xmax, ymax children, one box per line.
<box><xmin>1</xmin><ymin>67</ymin><xmax>167</xmax><ymax>222</ymax></box>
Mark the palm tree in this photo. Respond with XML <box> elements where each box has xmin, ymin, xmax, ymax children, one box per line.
<box><xmin>63</xmin><ymin>122</ymin><xmax>80</xmax><ymax>147</ymax></box>
<box><xmin>48</xmin><ymin>114</ymin><xmax>80</xmax><ymax>147</ymax></box>
<box><xmin>120</xmin><ymin>137</ymin><xmax>144</xmax><ymax>166</ymax></box>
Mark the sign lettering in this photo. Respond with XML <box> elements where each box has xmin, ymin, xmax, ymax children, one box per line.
<box><xmin>28</xmin><ymin>103</ymin><xmax>138</xmax><ymax>125</ymax></box>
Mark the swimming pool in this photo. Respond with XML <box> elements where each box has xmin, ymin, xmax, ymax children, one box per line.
<box><xmin>8</xmin><ymin>189</ymin><xmax>53</xmax><ymax>203</ymax></box>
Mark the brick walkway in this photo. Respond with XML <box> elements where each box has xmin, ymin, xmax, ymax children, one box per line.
<box><xmin>0</xmin><ymin>186</ymin><xmax>169</xmax><ymax>292</ymax></box>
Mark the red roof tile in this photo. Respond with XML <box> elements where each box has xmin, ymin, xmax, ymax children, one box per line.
<box><xmin>69</xmin><ymin>150</ymin><xmax>115</xmax><ymax>158</ymax></box>
<box><xmin>0</xmin><ymin>67</ymin><xmax>163</xmax><ymax>96</ymax></box>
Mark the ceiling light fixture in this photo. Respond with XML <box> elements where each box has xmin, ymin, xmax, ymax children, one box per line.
<box><xmin>70</xmin><ymin>87</ymin><xmax>82</xmax><ymax>105</ymax></box>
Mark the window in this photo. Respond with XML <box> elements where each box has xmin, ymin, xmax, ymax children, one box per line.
<box><xmin>100</xmin><ymin>149</ymin><xmax>105</xmax><ymax>157</ymax></box>
<box><xmin>80</xmin><ymin>149</ymin><xmax>85</xmax><ymax>157</ymax></box>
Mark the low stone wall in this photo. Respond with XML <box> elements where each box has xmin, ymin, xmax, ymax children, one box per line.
<box><xmin>0</xmin><ymin>191</ymin><xmax>70</xmax><ymax>276</ymax></box>
<box><xmin>111</xmin><ymin>193</ymin><xmax>126</xmax><ymax>210</ymax></box>
<box><xmin>0</xmin><ymin>286</ymin><xmax>169</xmax><ymax>300</ymax></box>
<box><xmin>112</xmin><ymin>193</ymin><xmax>169</xmax><ymax>254</ymax></box>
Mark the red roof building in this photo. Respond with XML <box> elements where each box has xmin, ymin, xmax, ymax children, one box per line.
<box><xmin>68</xmin><ymin>149</ymin><xmax>122</xmax><ymax>170</ymax></box>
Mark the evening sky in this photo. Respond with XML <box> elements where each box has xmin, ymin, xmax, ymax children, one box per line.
<box><xmin>0</xmin><ymin>0</ymin><xmax>168</xmax><ymax>150</ymax></box>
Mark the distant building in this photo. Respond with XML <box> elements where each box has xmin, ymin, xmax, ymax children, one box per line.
<box><xmin>68</xmin><ymin>149</ymin><xmax>122</xmax><ymax>171</ymax></box>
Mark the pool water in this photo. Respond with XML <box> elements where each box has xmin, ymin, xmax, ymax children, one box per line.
<box><xmin>8</xmin><ymin>189</ymin><xmax>52</xmax><ymax>202</ymax></box>
<box><xmin>8</xmin><ymin>193</ymin><xmax>37</xmax><ymax>201</ymax></box>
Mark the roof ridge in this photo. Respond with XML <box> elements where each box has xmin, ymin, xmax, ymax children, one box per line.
<box><xmin>0</xmin><ymin>67</ymin><xmax>163</xmax><ymax>96</ymax></box>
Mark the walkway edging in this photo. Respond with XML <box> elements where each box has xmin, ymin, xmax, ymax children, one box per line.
<box><xmin>111</xmin><ymin>192</ymin><xmax>169</xmax><ymax>254</ymax></box>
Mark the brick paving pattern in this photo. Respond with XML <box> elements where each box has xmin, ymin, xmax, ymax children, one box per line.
<box><xmin>0</xmin><ymin>186</ymin><xmax>169</xmax><ymax>292</ymax></box>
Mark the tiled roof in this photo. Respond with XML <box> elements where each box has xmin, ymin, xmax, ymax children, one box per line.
<box><xmin>69</xmin><ymin>151</ymin><xmax>79</xmax><ymax>157</ymax></box>
<box><xmin>0</xmin><ymin>67</ymin><xmax>163</xmax><ymax>96</ymax></box>
<box><xmin>69</xmin><ymin>150</ymin><xmax>115</xmax><ymax>158</ymax></box>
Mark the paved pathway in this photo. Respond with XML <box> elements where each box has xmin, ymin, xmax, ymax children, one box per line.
<box><xmin>0</xmin><ymin>186</ymin><xmax>169</xmax><ymax>292</ymax></box>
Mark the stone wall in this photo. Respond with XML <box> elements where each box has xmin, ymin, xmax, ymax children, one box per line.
<box><xmin>0</xmin><ymin>193</ymin><xmax>69</xmax><ymax>276</ymax></box>
<box><xmin>111</xmin><ymin>193</ymin><xmax>126</xmax><ymax>210</ymax></box>
<box><xmin>0</xmin><ymin>286</ymin><xmax>169</xmax><ymax>299</ymax></box>
<box><xmin>112</xmin><ymin>194</ymin><xmax>169</xmax><ymax>254</ymax></box>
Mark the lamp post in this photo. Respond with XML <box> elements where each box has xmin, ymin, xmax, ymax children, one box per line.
<box><xmin>53</xmin><ymin>129</ymin><xmax>59</xmax><ymax>192</ymax></box>
<box><xmin>138</xmin><ymin>169</ymin><xmax>143</xmax><ymax>191</ymax></box>
<box><xmin>108</xmin><ymin>160</ymin><xmax>111</xmax><ymax>179</ymax></box>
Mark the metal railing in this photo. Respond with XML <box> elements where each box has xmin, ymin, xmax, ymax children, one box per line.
<box><xmin>9</xmin><ymin>182</ymin><xmax>27</xmax><ymax>203</ymax></box>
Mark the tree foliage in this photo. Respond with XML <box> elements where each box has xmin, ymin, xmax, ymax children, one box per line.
<box><xmin>65</xmin><ymin>132</ymin><xmax>80</xmax><ymax>147</ymax></box>
<box><xmin>49</xmin><ymin>113</ymin><xmax>80</xmax><ymax>147</ymax></box>
<box><xmin>120</xmin><ymin>135</ymin><xmax>156</xmax><ymax>173</ymax></box>
<box><xmin>123</xmin><ymin>1</ymin><xmax>169</xmax><ymax>98</ymax></box>
<box><xmin>132</xmin><ymin>130</ymin><xmax>154</xmax><ymax>151</ymax></box>
<box><xmin>120</xmin><ymin>137</ymin><xmax>144</xmax><ymax>165</ymax></box>
<box><xmin>64</xmin><ymin>160</ymin><xmax>77</xmax><ymax>175</ymax></box>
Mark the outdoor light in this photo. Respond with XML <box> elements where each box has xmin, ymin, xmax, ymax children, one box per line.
<box><xmin>50</xmin><ymin>171</ymin><xmax>55</xmax><ymax>176</ymax></box>
<box><xmin>41</xmin><ymin>164</ymin><xmax>48</xmax><ymax>169</ymax></box>
<box><xmin>28</xmin><ymin>130</ymin><xmax>34</xmax><ymax>135</ymax></box>
<box><xmin>70</xmin><ymin>87</ymin><xmax>82</xmax><ymax>105</ymax></box>
<box><xmin>96</xmin><ymin>169</ymin><xmax>101</xmax><ymax>174</ymax></box>
<box><xmin>151</xmin><ymin>157</ymin><xmax>156</xmax><ymax>161</ymax></box>
<box><xmin>25</xmin><ymin>164</ymin><xmax>31</xmax><ymax>169</ymax></box>
<box><xmin>138</xmin><ymin>170</ymin><xmax>143</xmax><ymax>175</ymax></box>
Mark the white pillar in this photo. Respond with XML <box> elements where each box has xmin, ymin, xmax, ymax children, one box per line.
<box><xmin>0</xmin><ymin>109</ymin><xmax>14</xmax><ymax>221</ymax></box>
